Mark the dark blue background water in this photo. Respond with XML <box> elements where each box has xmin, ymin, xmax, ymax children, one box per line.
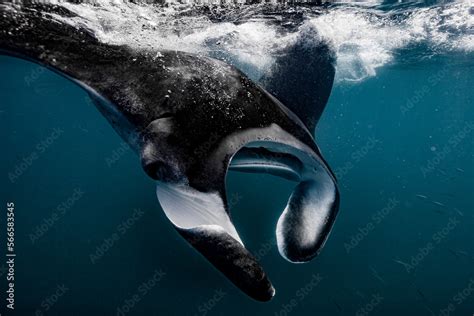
<box><xmin>0</xmin><ymin>51</ymin><xmax>473</xmax><ymax>315</ymax></box>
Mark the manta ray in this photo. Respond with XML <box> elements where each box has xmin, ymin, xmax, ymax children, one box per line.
<box><xmin>0</xmin><ymin>3</ymin><xmax>338</xmax><ymax>301</ymax></box>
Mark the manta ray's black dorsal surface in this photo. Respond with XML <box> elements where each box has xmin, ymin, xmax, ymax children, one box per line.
<box><xmin>0</xmin><ymin>3</ymin><xmax>339</xmax><ymax>301</ymax></box>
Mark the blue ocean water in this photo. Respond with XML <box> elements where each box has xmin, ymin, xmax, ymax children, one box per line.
<box><xmin>1</xmin><ymin>1</ymin><xmax>473</xmax><ymax>315</ymax></box>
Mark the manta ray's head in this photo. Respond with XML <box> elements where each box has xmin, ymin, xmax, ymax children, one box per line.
<box><xmin>133</xmin><ymin>47</ymin><xmax>339</xmax><ymax>301</ymax></box>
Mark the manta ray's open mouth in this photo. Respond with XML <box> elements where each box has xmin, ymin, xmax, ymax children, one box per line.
<box><xmin>155</xmin><ymin>138</ymin><xmax>339</xmax><ymax>301</ymax></box>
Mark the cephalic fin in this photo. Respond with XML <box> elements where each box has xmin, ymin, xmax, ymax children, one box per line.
<box><xmin>230</xmin><ymin>142</ymin><xmax>339</xmax><ymax>263</ymax></box>
<box><xmin>156</xmin><ymin>181</ymin><xmax>275</xmax><ymax>301</ymax></box>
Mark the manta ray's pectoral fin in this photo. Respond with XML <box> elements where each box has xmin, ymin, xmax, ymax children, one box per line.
<box><xmin>259</xmin><ymin>24</ymin><xmax>335</xmax><ymax>131</ymax></box>
<box><xmin>155</xmin><ymin>181</ymin><xmax>275</xmax><ymax>302</ymax></box>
